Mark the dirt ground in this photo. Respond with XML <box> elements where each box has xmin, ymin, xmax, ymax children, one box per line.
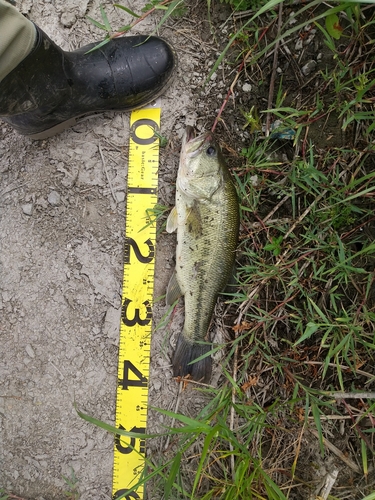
<box><xmin>0</xmin><ymin>1</ymin><xmax>226</xmax><ymax>498</ymax></box>
<box><xmin>1</xmin><ymin>0</ymin><xmax>371</xmax><ymax>499</ymax></box>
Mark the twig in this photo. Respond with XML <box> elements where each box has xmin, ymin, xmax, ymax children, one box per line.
<box><xmin>98</xmin><ymin>142</ymin><xmax>117</xmax><ymax>204</ymax></box>
<box><xmin>307</xmin><ymin>415</ymin><xmax>352</xmax><ymax>421</ymax></box>
<box><xmin>262</xmin><ymin>194</ymin><xmax>290</xmax><ymax>224</ymax></box>
<box><xmin>247</xmin><ymin>217</ymin><xmax>293</xmax><ymax>229</ymax></box>
<box><xmin>49</xmin><ymin>360</ymin><xmax>64</xmax><ymax>379</ymax></box>
<box><xmin>309</xmin><ymin>468</ymin><xmax>339</xmax><ymax>500</ymax></box>
<box><xmin>309</xmin><ymin>429</ymin><xmax>361</xmax><ymax>474</ymax></box>
<box><xmin>291</xmin><ymin>422</ymin><xmax>305</xmax><ymax>483</ymax></box>
<box><xmin>341</xmin><ymin>398</ymin><xmax>375</xmax><ymax>454</ymax></box>
<box><xmin>305</xmin><ymin>361</ymin><xmax>375</xmax><ymax>381</ymax></box>
<box><xmin>163</xmin><ymin>381</ymin><xmax>183</xmax><ymax>451</ymax></box>
<box><xmin>319</xmin><ymin>469</ymin><xmax>339</xmax><ymax>500</ymax></box>
<box><xmin>265</xmin><ymin>2</ymin><xmax>283</xmax><ymax>137</ymax></box>
<box><xmin>332</xmin><ymin>392</ymin><xmax>375</xmax><ymax>400</ymax></box>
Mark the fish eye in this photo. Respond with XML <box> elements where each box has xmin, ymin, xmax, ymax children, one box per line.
<box><xmin>206</xmin><ymin>146</ymin><xmax>216</xmax><ymax>156</ymax></box>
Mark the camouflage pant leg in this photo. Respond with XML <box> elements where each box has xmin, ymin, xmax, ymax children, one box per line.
<box><xmin>0</xmin><ymin>0</ymin><xmax>36</xmax><ymax>82</ymax></box>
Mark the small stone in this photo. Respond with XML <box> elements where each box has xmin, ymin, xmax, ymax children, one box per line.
<box><xmin>153</xmin><ymin>379</ymin><xmax>162</xmax><ymax>391</ymax></box>
<box><xmin>23</xmin><ymin>469</ymin><xmax>31</xmax><ymax>480</ymax></box>
<box><xmin>25</xmin><ymin>344</ymin><xmax>35</xmax><ymax>358</ymax></box>
<box><xmin>295</xmin><ymin>39</ymin><xmax>303</xmax><ymax>51</ymax></box>
<box><xmin>242</xmin><ymin>83</ymin><xmax>252</xmax><ymax>92</ymax></box>
<box><xmin>301</xmin><ymin>60</ymin><xmax>317</xmax><ymax>76</ymax></box>
<box><xmin>115</xmin><ymin>191</ymin><xmax>126</xmax><ymax>203</ymax></box>
<box><xmin>21</xmin><ymin>203</ymin><xmax>33</xmax><ymax>215</ymax></box>
<box><xmin>60</xmin><ymin>11</ymin><xmax>76</xmax><ymax>27</ymax></box>
<box><xmin>48</xmin><ymin>190</ymin><xmax>61</xmax><ymax>206</ymax></box>
<box><xmin>250</xmin><ymin>175</ymin><xmax>259</xmax><ymax>186</ymax></box>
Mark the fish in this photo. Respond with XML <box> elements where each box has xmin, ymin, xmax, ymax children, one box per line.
<box><xmin>166</xmin><ymin>126</ymin><xmax>240</xmax><ymax>383</ymax></box>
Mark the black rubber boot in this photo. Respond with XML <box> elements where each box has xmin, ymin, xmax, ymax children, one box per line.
<box><xmin>0</xmin><ymin>25</ymin><xmax>176</xmax><ymax>139</ymax></box>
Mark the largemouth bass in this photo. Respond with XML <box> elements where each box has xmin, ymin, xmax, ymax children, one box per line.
<box><xmin>166</xmin><ymin>126</ymin><xmax>239</xmax><ymax>383</ymax></box>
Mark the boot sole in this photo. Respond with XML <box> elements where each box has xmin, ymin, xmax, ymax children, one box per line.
<box><xmin>28</xmin><ymin>116</ymin><xmax>83</xmax><ymax>139</ymax></box>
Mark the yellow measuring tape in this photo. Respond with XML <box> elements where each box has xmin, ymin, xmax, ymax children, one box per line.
<box><xmin>112</xmin><ymin>105</ymin><xmax>161</xmax><ymax>500</ymax></box>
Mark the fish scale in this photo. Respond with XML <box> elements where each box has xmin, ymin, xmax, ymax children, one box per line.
<box><xmin>180</xmin><ymin>177</ymin><xmax>238</xmax><ymax>341</ymax></box>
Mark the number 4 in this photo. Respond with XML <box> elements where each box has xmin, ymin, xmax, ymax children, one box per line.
<box><xmin>113</xmin><ymin>490</ymin><xmax>140</xmax><ymax>499</ymax></box>
<box><xmin>119</xmin><ymin>360</ymin><xmax>148</xmax><ymax>390</ymax></box>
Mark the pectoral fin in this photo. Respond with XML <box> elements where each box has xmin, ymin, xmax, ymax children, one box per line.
<box><xmin>166</xmin><ymin>206</ymin><xmax>178</xmax><ymax>233</ymax></box>
<box><xmin>166</xmin><ymin>270</ymin><xmax>183</xmax><ymax>305</ymax></box>
<box><xmin>185</xmin><ymin>203</ymin><xmax>202</xmax><ymax>237</ymax></box>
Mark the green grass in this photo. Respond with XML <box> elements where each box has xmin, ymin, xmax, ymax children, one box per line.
<box><xmin>0</xmin><ymin>489</ymin><xmax>9</xmax><ymax>500</ymax></box>
<box><xmin>78</xmin><ymin>0</ymin><xmax>375</xmax><ymax>498</ymax></box>
<box><xmin>62</xmin><ymin>467</ymin><xmax>80</xmax><ymax>500</ymax></box>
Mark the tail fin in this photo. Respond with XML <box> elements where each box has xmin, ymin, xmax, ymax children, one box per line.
<box><xmin>172</xmin><ymin>333</ymin><xmax>212</xmax><ymax>383</ymax></box>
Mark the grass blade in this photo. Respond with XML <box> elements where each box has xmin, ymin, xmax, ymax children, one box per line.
<box><xmin>86</xmin><ymin>16</ymin><xmax>107</xmax><ymax>31</ymax></box>
<box><xmin>164</xmin><ymin>451</ymin><xmax>182</xmax><ymax>499</ymax></box>
<box><xmin>311</xmin><ymin>402</ymin><xmax>324</xmax><ymax>455</ymax></box>
<box><xmin>152</xmin><ymin>407</ymin><xmax>212</xmax><ymax>432</ymax></box>
<box><xmin>192</xmin><ymin>425</ymin><xmax>220</xmax><ymax>497</ymax></box>
<box><xmin>113</xmin><ymin>4</ymin><xmax>140</xmax><ymax>17</ymax></box>
<box><xmin>100</xmin><ymin>3</ymin><xmax>112</xmax><ymax>31</ymax></box>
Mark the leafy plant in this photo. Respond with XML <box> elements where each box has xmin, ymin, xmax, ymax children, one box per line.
<box><xmin>264</xmin><ymin>235</ymin><xmax>283</xmax><ymax>256</ymax></box>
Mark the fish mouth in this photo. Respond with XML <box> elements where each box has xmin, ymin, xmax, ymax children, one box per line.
<box><xmin>183</xmin><ymin>126</ymin><xmax>212</xmax><ymax>158</ymax></box>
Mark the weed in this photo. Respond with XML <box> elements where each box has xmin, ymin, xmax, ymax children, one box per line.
<box><xmin>0</xmin><ymin>489</ymin><xmax>9</xmax><ymax>500</ymax></box>
<box><xmin>240</xmin><ymin>106</ymin><xmax>262</xmax><ymax>132</ymax></box>
<box><xmin>86</xmin><ymin>0</ymin><xmax>185</xmax><ymax>52</ymax></box>
<box><xmin>62</xmin><ymin>467</ymin><xmax>80</xmax><ymax>500</ymax></box>
<box><xmin>141</xmin><ymin>203</ymin><xmax>170</xmax><ymax>234</ymax></box>
<box><xmin>0</xmin><ymin>491</ymin><xmax>26</xmax><ymax>500</ymax></box>
<box><xmin>264</xmin><ymin>235</ymin><xmax>283</xmax><ymax>256</ymax></box>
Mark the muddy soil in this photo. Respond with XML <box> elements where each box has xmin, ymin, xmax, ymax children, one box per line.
<box><xmin>0</xmin><ymin>1</ymin><xmax>223</xmax><ymax>498</ymax></box>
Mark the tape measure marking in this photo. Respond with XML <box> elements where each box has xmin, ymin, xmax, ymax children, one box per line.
<box><xmin>112</xmin><ymin>107</ymin><xmax>161</xmax><ymax>500</ymax></box>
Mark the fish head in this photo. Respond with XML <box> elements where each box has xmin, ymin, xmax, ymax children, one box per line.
<box><xmin>178</xmin><ymin>126</ymin><xmax>223</xmax><ymax>200</ymax></box>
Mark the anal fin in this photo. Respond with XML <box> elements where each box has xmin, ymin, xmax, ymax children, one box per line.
<box><xmin>166</xmin><ymin>270</ymin><xmax>183</xmax><ymax>305</ymax></box>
